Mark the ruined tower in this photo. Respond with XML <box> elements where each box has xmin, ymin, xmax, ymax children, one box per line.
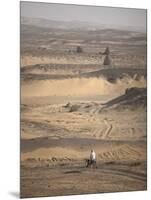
<box><xmin>103</xmin><ymin>47</ymin><xmax>112</xmax><ymax>66</ymax></box>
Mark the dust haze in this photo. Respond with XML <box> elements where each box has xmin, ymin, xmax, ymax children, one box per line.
<box><xmin>22</xmin><ymin>77</ymin><xmax>146</xmax><ymax>97</ymax></box>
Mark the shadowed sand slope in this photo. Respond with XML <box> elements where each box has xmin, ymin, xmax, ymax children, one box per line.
<box><xmin>101</xmin><ymin>87</ymin><xmax>147</xmax><ymax>110</ymax></box>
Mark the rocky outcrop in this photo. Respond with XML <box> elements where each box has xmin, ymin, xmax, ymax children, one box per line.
<box><xmin>101</xmin><ymin>87</ymin><xmax>147</xmax><ymax>111</ymax></box>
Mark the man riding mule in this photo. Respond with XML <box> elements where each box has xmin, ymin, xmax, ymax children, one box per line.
<box><xmin>86</xmin><ymin>149</ymin><xmax>97</xmax><ymax>168</ymax></box>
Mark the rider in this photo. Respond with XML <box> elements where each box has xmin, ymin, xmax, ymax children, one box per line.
<box><xmin>90</xmin><ymin>149</ymin><xmax>96</xmax><ymax>167</ymax></box>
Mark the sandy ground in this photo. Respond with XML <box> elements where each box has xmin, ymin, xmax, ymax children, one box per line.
<box><xmin>20</xmin><ymin>17</ymin><xmax>147</xmax><ymax>198</ymax></box>
<box><xmin>21</xmin><ymin>160</ymin><xmax>146</xmax><ymax>198</ymax></box>
<box><xmin>20</xmin><ymin>100</ymin><xmax>147</xmax><ymax>198</ymax></box>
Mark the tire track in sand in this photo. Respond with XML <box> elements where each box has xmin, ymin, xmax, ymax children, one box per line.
<box><xmin>101</xmin><ymin>119</ymin><xmax>113</xmax><ymax>139</ymax></box>
<box><xmin>93</xmin><ymin>118</ymin><xmax>113</xmax><ymax>139</ymax></box>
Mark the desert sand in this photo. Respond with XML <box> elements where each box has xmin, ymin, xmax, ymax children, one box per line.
<box><xmin>20</xmin><ymin>16</ymin><xmax>147</xmax><ymax>198</ymax></box>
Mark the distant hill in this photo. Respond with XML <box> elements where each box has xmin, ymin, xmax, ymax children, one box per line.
<box><xmin>21</xmin><ymin>17</ymin><xmax>102</xmax><ymax>31</ymax></box>
<box><xmin>21</xmin><ymin>16</ymin><xmax>146</xmax><ymax>33</ymax></box>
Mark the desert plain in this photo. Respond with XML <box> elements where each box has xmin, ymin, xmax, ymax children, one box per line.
<box><xmin>20</xmin><ymin>17</ymin><xmax>147</xmax><ymax>198</ymax></box>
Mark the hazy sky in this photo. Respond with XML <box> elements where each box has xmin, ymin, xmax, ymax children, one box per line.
<box><xmin>21</xmin><ymin>1</ymin><xmax>146</xmax><ymax>30</ymax></box>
